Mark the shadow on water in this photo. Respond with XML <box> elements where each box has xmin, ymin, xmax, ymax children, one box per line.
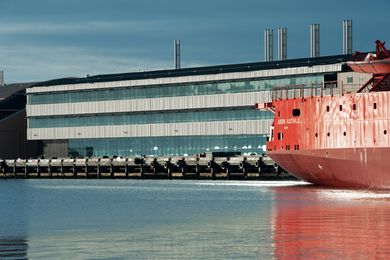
<box><xmin>0</xmin><ymin>180</ymin><xmax>29</xmax><ymax>259</ymax></box>
<box><xmin>0</xmin><ymin>237</ymin><xmax>28</xmax><ymax>259</ymax></box>
<box><xmin>271</xmin><ymin>185</ymin><xmax>390</xmax><ymax>259</ymax></box>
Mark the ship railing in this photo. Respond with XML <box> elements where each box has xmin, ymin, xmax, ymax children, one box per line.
<box><xmin>271</xmin><ymin>81</ymin><xmax>338</xmax><ymax>101</ymax></box>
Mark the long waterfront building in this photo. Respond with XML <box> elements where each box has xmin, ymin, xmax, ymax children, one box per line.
<box><xmin>26</xmin><ymin>55</ymin><xmax>364</xmax><ymax>158</ymax></box>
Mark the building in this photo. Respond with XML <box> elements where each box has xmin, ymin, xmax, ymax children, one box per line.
<box><xmin>26</xmin><ymin>55</ymin><xmax>357</xmax><ymax>158</ymax></box>
<box><xmin>0</xmin><ymin>83</ymin><xmax>41</xmax><ymax>159</ymax></box>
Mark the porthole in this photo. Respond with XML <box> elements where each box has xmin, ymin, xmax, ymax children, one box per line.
<box><xmin>292</xmin><ymin>109</ymin><xmax>301</xmax><ymax>117</ymax></box>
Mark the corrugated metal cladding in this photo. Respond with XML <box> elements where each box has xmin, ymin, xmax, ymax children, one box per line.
<box><xmin>27</xmin><ymin>120</ymin><xmax>273</xmax><ymax>140</ymax></box>
<box><xmin>27</xmin><ymin>64</ymin><xmax>342</xmax><ymax>94</ymax></box>
<box><xmin>27</xmin><ymin>92</ymin><xmax>270</xmax><ymax>117</ymax></box>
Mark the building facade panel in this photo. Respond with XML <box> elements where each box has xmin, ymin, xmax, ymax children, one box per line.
<box><xmin>27</xmin><ymin>120</ymin><xmax>273</xmax><ymax>140</ymax></box>
<box><xmin>27</xmin><ymin>92</ymin><xmax>272</xmax><ymax>117</ymax></box>
<box><xmin>26</xmin><ymin>64</ymin><xmax>342</xmax><ymax>94</ymax></box>
<box><xmin>27</xmin><ymin>74</ymin><xmax>324</xmax><ymax>107</ymax></box>
<box><xmin>28</xmin><ymin>108</ymin><xmax>273</xmax><ymax>128</ymax></box>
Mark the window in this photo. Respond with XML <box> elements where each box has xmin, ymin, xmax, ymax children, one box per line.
<box><xmin>353</xmin><ymin>104</ymin><xmax>356</xmax><ymax>110</ymax></box>
<box><xmin>292</xmin><ymin>109</ymin><xmax>301</xmax><ymax>117</ymax></box>
<box><xmin>67</xmin><ymin>134</ymin><xmax>268</xmax><ymax>157</ymax></box>
<box><xmin>278</xmin><ymin>132</ymin><xmax>283</xmax><ymax>141</ymax></box>
<box><xmin>28</xmin><ymin>108</ymin><xmax>274</xmax><ymax>128</ymax></box>
<box><xmin>347</xmin><ymin>77</ymin><xmax>353</xmax><ymax>83</ymax></box>
<box><xmin>374</xmin><ymin>103</ymin><xmax>377</xmax><ymax>109</ymax></box>
<box><xmin>326</xmin><ymin>106</ymin><xmax>330</xmax><ymax>112</ymax></box>
<box><xmin>339</xmin><ymin>105</ymin><xmax>342</xmax><ymax>111</ymax></box>
<box><xmin>28</xmin><ymin>74</ymin><xmax>325</xmax><ymax>105</ymax></box>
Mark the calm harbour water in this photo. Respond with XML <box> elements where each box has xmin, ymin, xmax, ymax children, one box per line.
<box><xmin>1</xmin><ymin>179</ymin><xmax>390</xmax><ymax>259</ymax></box>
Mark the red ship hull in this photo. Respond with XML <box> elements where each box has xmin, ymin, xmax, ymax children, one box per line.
<box><xmin>263</xmin><ymin>41</ymin><xmax>390</xmax><ymax>189</ymax></box>
<box><xmin>269</xmin><ymin>148</ymin><xmax>390</xmax><ymax>189</ymax></box>
<box><xmin>265</xmin><ymin>91</ymin><xmax>390</xmax><ymax>189</ymax></box>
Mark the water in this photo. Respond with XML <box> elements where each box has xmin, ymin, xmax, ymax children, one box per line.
<box><xmin>1</xmin><ymin>179</ymin><xmax>390</xmax><ymax>259</ymax></box>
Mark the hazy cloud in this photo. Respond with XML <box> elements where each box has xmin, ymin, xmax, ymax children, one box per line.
<box><xmin>0</xmin><ymin>0</ymin><xmax>389</xmax><ymax>82</ymax></box>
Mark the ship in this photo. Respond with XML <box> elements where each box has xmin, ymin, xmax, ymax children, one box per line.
<box><xmin>258</xmin><ymin>40</ymin><xmax>390</xmax><ymax>189</ymax></box>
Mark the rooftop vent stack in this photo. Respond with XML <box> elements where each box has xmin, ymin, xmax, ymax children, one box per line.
<box><xmin>310</xmin><ymin>24</ymin><xmax>320</xmax><ymax>57</ymax></box>
<box><xmin>277</xmin><ymin>28</ymin><xmax>287</xmax><ymax>60</ymax></box>
<box><xmin>0</xmin><ymin>71</ymin><xmax>3</xmax><ymax>87</ymax></box>
<box><xmin>343</xmin><ymin>20</ymin><xmax>353</xmax><ymax>54</ymax></box>
<box><xmin>174</xmin><ymin>40</ymin><xmax>181</xmax><ymax>69</ymax></box>
<box><xmin>264</xmin><ymin>29</ymin><xmax>274</xmax><ymax>62</ymax></box>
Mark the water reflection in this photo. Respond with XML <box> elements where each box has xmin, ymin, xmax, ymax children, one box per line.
<box><xmin>272</xmin><ymin>186</ymin><xmax>390</xmax><ymax>259</ymax></box>
<box><xmin>5</xmin><ymin>179</ymin><xmax>390</xmax><ymax>259</ymax></box>
<box><xmin>0</xmin><ymin>180</ymin><xmax>29</xmax><ymax>259</ymax></box>
<box><xmin>0</xmin><ymin>237</ymin><xmax>28</xmax><ymax>259</ymax></box>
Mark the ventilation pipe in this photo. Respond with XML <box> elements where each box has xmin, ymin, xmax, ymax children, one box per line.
<box><xmin>264</xmin><ymin>29</ymin><xmax>274</xmax><ymax>62</ymax></box>
<box><xmin>310</xmin><ymin>24</ymin><xmax>320</xmax><ymax>57</ymax></box>
<box><xmin>0</xmin><ymin>71</ymin><xmax>4</xmax><ymax>87</ymax></box>
<box><xmin>343</xmin><ymin>20</ymin><xmax>353</xmax><ymax>54</ymax></box>
<box><xmin>174</xmin><ymin>40</ymin><xmax>181</xmax><ymax>69</ymax></box>
<box><xmin>278</xmin><ymin>28</ymin><xmax>287</xmax><ymax>60</ymax></box>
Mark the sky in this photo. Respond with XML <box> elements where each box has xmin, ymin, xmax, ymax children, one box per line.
<box><xmin>0</xmin><ymin>0</ymin><xmax>389</xmax><ymax>83</ymax></box>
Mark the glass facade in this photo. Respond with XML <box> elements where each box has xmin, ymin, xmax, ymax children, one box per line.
<box><xmin>68</xmin><ymin>135</ymin><xmax>268</xmax><ymax>157</ymax></box>
<box><xmin>29</xmin><ymin>72</ymin><xmax>328</xmax><ymax>158</ymax></box>
<box><xmin>28</xmin><ymin>75</ymin><xmax>323</xmax><ymax>105</ymax></box>
<box><xmin>28</xmin><ymin>108</ymin><xmax>273</xmax><ymax>128</ymax></box>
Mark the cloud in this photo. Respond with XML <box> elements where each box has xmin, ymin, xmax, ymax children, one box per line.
<box><xmin>0</xmin><ymin>45</ymin><xmax>172</xmax><ymax>83</ymax></box>
<box><xmin>0</xmin><ymin>0</ymin><xmax>389</xmax><ymax>83</ymax></box>
<box><xmin>0</xmin><ymin>20</ymin><xmax>177</xmax><ymax>34</ymax></box>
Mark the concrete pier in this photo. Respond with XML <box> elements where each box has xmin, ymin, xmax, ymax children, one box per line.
<box><xmin>0</xmin><ymin>154</ymin><xmax>293</xmax><ymax>180</ymax></box>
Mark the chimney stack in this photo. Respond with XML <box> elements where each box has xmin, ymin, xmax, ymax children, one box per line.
<box><xmin>310</xmin><ymin>24</ymin><xmax>320</xmax><ymax>57</ymax></box>
<box><xmin>278</xmin><ymin>28</ymin><xmax>287</xmax><ymax>60</ymax></box>
<box><xmin>174</xmin><ymin>40</ymin><xmax>181</xmax><ymax>69</ymax></box>
<box><xmin>0</xmin><ymin>71</ymin><xmax>4</xmax><ymax>87</ymax></box>
<box><xmin>343</xmin><ymin>20</ymin><xmax>353</xmax><ymax>54</ymax></box>
<box><xmin>264</xmin><ymin>29</ymin><xmax>274</xmax><ymax>62</ymax></box>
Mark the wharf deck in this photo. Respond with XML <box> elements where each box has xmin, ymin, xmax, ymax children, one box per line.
<box><xmin>0</xmin><ymin>155</ymin><xmax>294</xmax><ymax>180</ymax></box>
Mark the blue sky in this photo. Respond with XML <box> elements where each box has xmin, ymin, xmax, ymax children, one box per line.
<box><xmin>0</xmin><ymin>0</ymin><xmax>389</xmax><ymax>83</ymax></box>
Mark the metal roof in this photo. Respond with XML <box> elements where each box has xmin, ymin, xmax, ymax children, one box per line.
<box><xmin>0</xmin><ymin>83</ymin><xmax>35</xmax><ymax>99</ymax></box>
<box><xmin>34</xmin><ymin>54</ymin><xmax>352</xmax><ymax>87</ymax></box>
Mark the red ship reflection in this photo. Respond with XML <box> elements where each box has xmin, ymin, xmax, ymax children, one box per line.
<box><xmin>272</xmin><ymin>186</ymin><xmax>390</xmax><ymax>259</ymax></box>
